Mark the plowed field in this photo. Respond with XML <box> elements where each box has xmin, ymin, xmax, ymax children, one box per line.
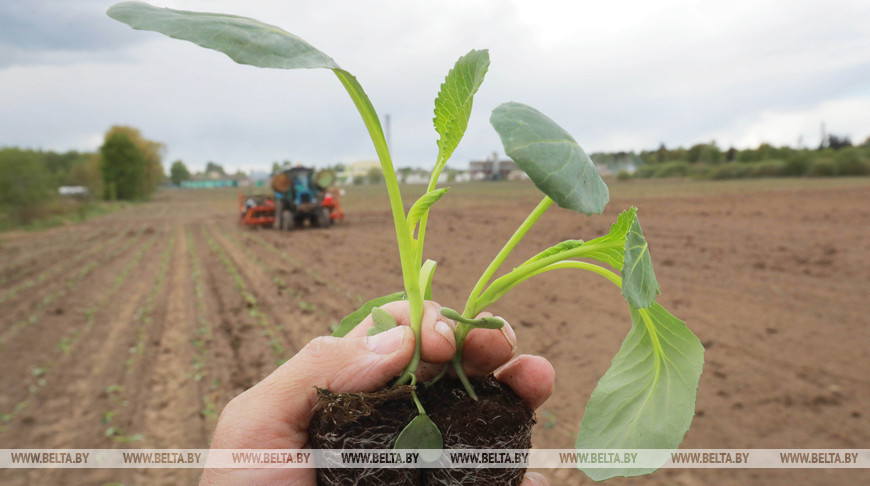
<box><xmin>1</xmin><ymin>178</ymin><xmax>869</xmax><ymax>485</ymax></box>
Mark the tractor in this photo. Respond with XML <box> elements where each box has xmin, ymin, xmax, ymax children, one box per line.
<box><xmin>271</xmin><ymin>167</ymin><xmax>343</xmax><ymax>230</ymax></box>
<box><xmin>239</xmin><ymin>167</ymin><xmax>343</xmax><ymax>230</ymax></box>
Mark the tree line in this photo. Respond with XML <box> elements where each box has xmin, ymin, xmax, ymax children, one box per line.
<box><xmin>593</xmin><ymin>134</ymin><xmax>870</xmax><ymax>180</ymax></box>
<box><xmin>0</xmin><ymin>126</ymin><xmax>164</xmax><ymax>227</ymax></box>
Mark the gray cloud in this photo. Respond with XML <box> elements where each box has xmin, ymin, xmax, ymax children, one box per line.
<box><xmin>0</xmin><ymin>0</ymin><xmax>145</xmax><ymax>67</ymax></box>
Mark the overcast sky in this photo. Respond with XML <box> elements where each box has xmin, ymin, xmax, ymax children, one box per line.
<box><xmin>2</xmin><ymin>0</ymin><xmax>869</xmax><ymax>173</ymax></box>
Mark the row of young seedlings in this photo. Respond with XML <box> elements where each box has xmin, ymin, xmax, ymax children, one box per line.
<box><xmin>0</xmin><ymin>226</ymin><xmax>107</xmax><ymax>286</ymax></box>
<box><xmin>202</xmin><ymin>225</ymin><xmax>289</xmax><ymax>366</ymax></box>
<box><xmin>186</xmin><ymin>226</ymin><xmax>221</xmax><ymax>422</ymax></box>
<box><xmin>104</xmin><ymin>228</ymin><xmax>177</xmax><ymax>444</ymax></box>
<box><xmin>124</xmin><ymin>229</ymin><xmax>176</xmax><ymax>372</ymax></box>
<box><xmin>0</xmin><ymin>226</ymin><xmax>129</xmax><ymax>305</ymax></box>
<box><xmin>239</xmin><ymin>231</ymin><xmax>360</xmax><ymax>304</ymax></box>
<box><xmin>222</xmin><ymin>228</ymin><xmax>333</xmax><ymax>324</ymax></box>
<box><xmin>0</xmin><ymin>226</ymin><xmax>141</xmax><ymax>350</ymax></box>
<box><xmin>0</xmin><ymin>231</ymin><xmax>160</xmax><ymax>434</ymax></box>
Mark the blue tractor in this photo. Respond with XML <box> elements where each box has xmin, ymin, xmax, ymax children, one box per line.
<box><xmin>271</xmin><ymin>167</ymin><xmax>341</xmax><ymax>231</ymax></box>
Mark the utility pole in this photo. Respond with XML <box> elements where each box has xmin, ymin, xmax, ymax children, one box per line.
<box><xmin>820</xmin><ymin>121</ymin><xmax>826</xmax><ymax>149</ymax></box>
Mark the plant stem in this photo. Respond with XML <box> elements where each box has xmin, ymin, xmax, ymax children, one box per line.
<box><xmin>448</xmin><ymin>196</ymin><xmax>553</xmax><ymax>398</ymax></box>
<box><xmin>461</xmin><ymin>196</ymin><xmax>554</xmax><ymax>318</ymax></box>
<box><xmin>423</xmin><ymin>364</ymin><xmax>449</xmax><ymax>387</ymax></box>
<box><xmin>451</xmin><ymin>355</ymin><xmax>477</xmax><ymax>400</ymax></box>
<box><xmin>410</xmin><ymin>390</ymin><xmax>426</xmax><ymax>415</ymax></box>
<box><xmin>476</xmin><ymin>240</ymin><xmax>623</xmax><ymax>307</ymax></box>
<box><xmin>413</xmin><ymin>166</ymin><xmax>444</xmax><ymax>266</ymax></box>
<box><xmin>478</xmin><ymin>261</ymin><xmax>622</xmax><ymax>311</ymax></box>
<box><xmin>333</xmin><ymin>69</ymin><xmax>423</xmax><ymax>379</ymax></box>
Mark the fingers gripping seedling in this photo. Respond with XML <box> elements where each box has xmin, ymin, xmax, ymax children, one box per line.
<box><xmin>108</xmin><ymin>3</ymin><xmax>704</xmax><ymax>482</ymax></box>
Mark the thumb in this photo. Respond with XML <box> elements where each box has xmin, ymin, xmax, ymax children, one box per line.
<box><xmin>214</xmin><ymin>326</ymin><xmax>414</xmax><ymax>448</ymax></box>
<box><xmin>286</xmin><ymin>325</ymin><xmax>414</xmax><ymax>394</ymax></box>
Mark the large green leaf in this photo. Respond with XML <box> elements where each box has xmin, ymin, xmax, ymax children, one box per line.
<box><xmin>621</xmin><ymin>217</ymin><xmax>659</xmax><ymax>308</ymax></box>
<box><xmin>333</xmin><ymin>292</ymin><xmax>404</xmax><ymax>337</ymax></box>
<box><xmin>106</xmin><ymin>4</ymin><xmax>389</xmax><ymax>176</ymax></box>
<box><xmin>575</xmin><ymin>303</ymin><xmax>704</xmax><ymax>480</ymax></box>
<box><xmin>107</xmin><ymin>2</ymin><xmax>340</xmax><ymax>70</ymax></box>
<box><xmin>433</xmin><ymin>50</ymin><xmax>490</xmax><ymax>171</ymax></box>
<box><xmin>490</xmin><ymin>102</ymin><xmax>609</xmax><ymax>215</ymax></box>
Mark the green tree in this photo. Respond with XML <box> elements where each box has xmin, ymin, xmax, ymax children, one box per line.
<box><xmin>0</xmin><ymin>148</ymin><xmax>55</xmax><ymax>223</ymax></box>
<box><xmin>833</xmin><ymin>147</ymin><xmax>869</xmax><ymax>175</ymax></box>
<box><xmin>825</xmin><ymin>134</ymin><xmax>852</xmax><ymax>150</ymax></box>
<box><xmin>65</xmin><ymin>153</ymin><xmax>103</xmax><ymax>197</ymax></box>
<box><xmin>397</xmin><ymin>166</ymin><xmax>413</xmax><ymax>183</ymax></box>
<box><xmin>688</xmin><ymin>142</ymin><xmax>722</xmax><ymax>164</ymax></box>
<box><xmin>44</xmin><ymin>150</ymin><xmax>87</xmax><ymax>183</ymax></box>
<box><xmin>100</xmin><ymin>132</ymin><xmax>145</xmax><ymax>200</ymax></box>
<box><xmin>725</xmin><ymin>147</ymin><xmax>737</xmax><ymax>162</ymax></box>
<box><xmin>366</xmin><ymin>167</ymin><xmax>384</xmax><ymax>185</ymax></box>
<box><xmin>106</xmin><ymin>126</ymin><xmax>164</xmax><ymax>197</ymax></box>
<box><xmin>206</xmin><ymin>161</ymin><xmax>226</xmax><ymax>176</ymax></box>
<box><xmin>169</xmin><ymin>159</ymin><xmax>191</xmax><ymax>185</ymax></box>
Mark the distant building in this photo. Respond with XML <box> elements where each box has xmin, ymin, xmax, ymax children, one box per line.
<box><xmin>338</xmin><ymin>160</ymin><xmax>381</xmax><ymax>184</ymax></box>
<box><xmin>469</xmin><ymin>153</ymin><xmax>518</xmax><ymax>180</ymax></box>
<box><xmin>449</xmin><ymin>170</ymin><xmax>472</xmax><ymax>183</ymax></box>
<box><xmin>181</xmin><ymin>172</ymin><xmax>251</xmax><ymax>189</ymax></box>
<box><xmin>59</xmin><ymin>186</ymin><xmax>89</xmax><ymax>196</ymax></box>
<box><xmin>400</xmin><ymin>168</ymin><xmax>431</xmax><ymax>184</ymax></box>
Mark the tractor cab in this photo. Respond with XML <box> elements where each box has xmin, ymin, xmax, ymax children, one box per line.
<box><xmin>287</xmin><ymin>167</ymin><xmax>318</xmax><ymax>206</ymax></box>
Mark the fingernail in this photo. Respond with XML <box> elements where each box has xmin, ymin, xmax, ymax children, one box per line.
<box><xmin>435</xmin><ymin>320</ymin><xmax>454</xmax><ymax>342</ymax></box>
<box><xmin>498</xmin><ymin>317</ymin><xmax>517</xmax><ymax>353</ymax></box>
<box><xmin>366</xmin><ymin>326</ymin><xmax>407</xmax><ymax>354</ymax></box>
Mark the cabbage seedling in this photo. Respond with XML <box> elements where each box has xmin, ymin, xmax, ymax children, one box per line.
<box><xmin>107</xmin><ymin>2</ymin><xmax>704</xmax><ymax>480</ymax></box>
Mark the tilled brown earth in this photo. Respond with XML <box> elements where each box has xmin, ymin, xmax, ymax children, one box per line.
<box><xmin>0</xmin><ymin>180</ymin><xmax>868</xmax><ymax>485</ymax></box>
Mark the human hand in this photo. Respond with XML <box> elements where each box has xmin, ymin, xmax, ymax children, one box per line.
<box><xmin>200</xmin><ymin>300</ymin><xmax>554</xmax><ymax>486</ymax></box>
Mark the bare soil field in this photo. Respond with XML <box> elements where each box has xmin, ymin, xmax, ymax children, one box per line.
<box><xmin>1</xmin><ymin>178</ymin><xmax>868</xmax><ymax>485</ymax></box>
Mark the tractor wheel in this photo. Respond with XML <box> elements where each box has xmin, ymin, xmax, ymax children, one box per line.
<box><xmin>281</xmin><ymin>210</ymin><xmax>294</xmax><ymax>231</ymax></box>
<box><xmin>315</xmin><ymin>207</ymin><xmax>332</xmax><ymax>228</ymax></box>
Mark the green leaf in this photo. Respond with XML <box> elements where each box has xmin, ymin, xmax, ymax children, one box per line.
<box><xmin>371</xmin><ymin>307</ymin><xmax>398</xmax><ymax>329</ymax></box>
<box><xmin>366</xmin><ymin>307</ymin><xmax>398</xmax><ymax>336</ymax></box>
<box><xmin>517</xmin><ymin>239</ymin><xmax>584</xmax><ymax>268</ymax></box>
<box><xmin>394</xmin><ymin>414</ymin><xmax>443</xmax><ymax>462</ymax></box>
<box><xmin>580</xmin><ymin>207</ymin><xmax>637</xmax><ymax>270</ymax></box>
<box><xmin>490</xmin><ymin>102</ymin><xmax>609</xmax><ymax>215</ymax></box>
<box><xmin>483</xmin><ymin>208</ymin><xmax>638</xmax><ymax>306</ymax></box>
<box><xmin>333</xmin><ymin>292</ymin><xmax>404</xmax><ymax>337</ymax></box>
<box><xmin>419</xmin><ymin>259</ymin><xmax>437</xmax><ymax>301</ymax></box>
<box><xmin>107</xmin><ymin>2</ymin><xmax>340</xmax><ymax>70</ymax></box>
<box><xmin>575</xmin><ymin>303</ymin><xmax>704</xmax><ymax>480</ymax></box>
<box><xmin>407</xmin><ymin>189</ymin><xmax>449</xmax><ymax>234</ymax></box>
<box><xmin>439</xmin><ymin>307</ymin><xmax>504</xmax><ymax>330</ymax></box>
<box><xmin>621</xmin><ymin>217</ymin><xmax>659</xmax><ymax>308</ymax></box>
<box><xmin>433</xmin><ymin>49</ymin><xmax>490</xmax><ymax>171</ymax></box>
